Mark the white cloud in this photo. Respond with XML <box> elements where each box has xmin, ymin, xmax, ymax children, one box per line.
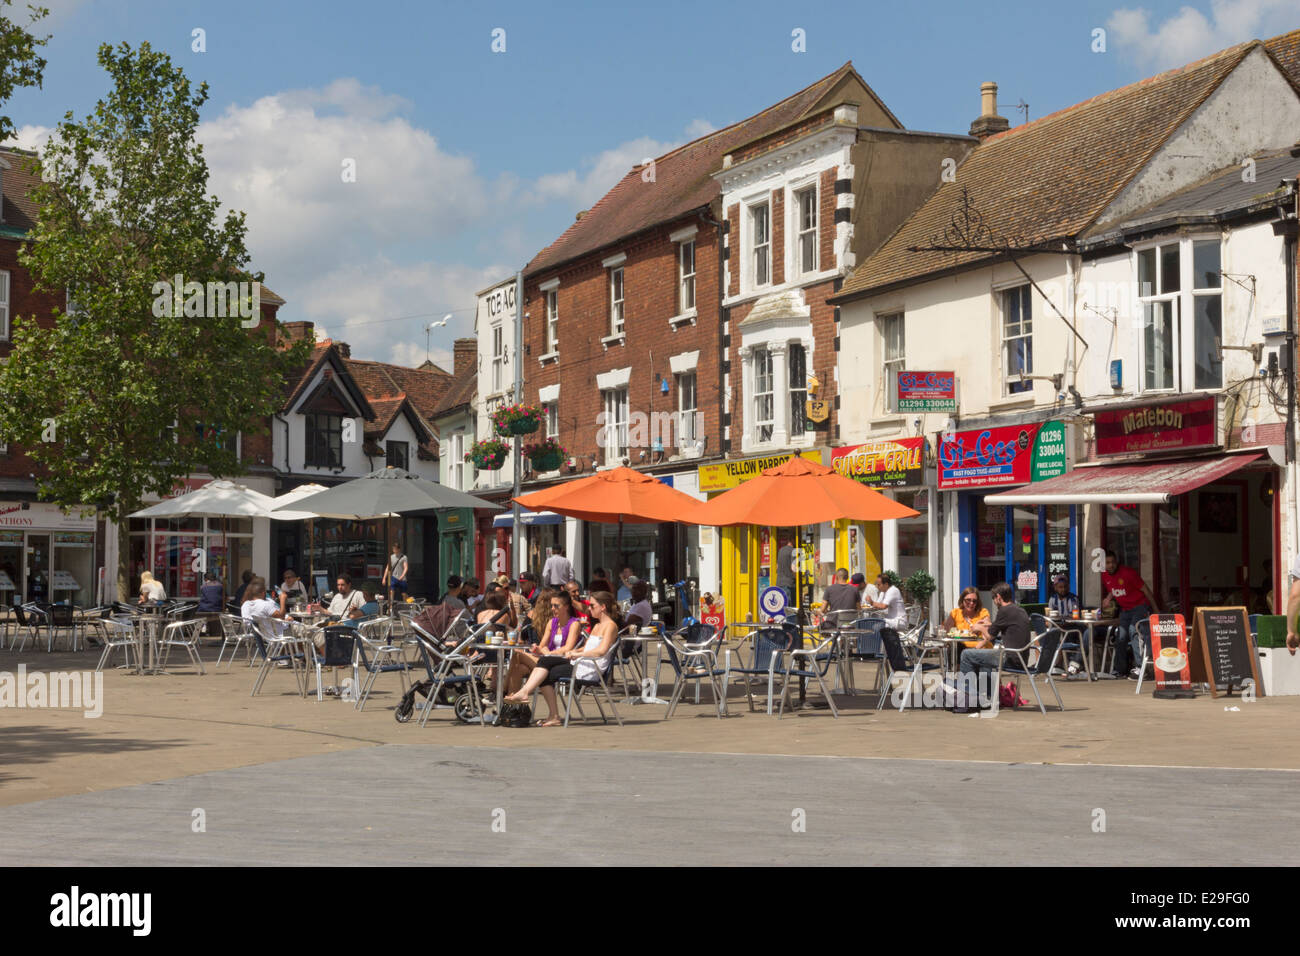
<box><xmin>9</xmin><ymin>123</ymin><xmax>50</xmax><ymax>152</ymax></box>
<box><xmin>1106</xmin><ymin>0</ymin><xmax>1298</xmax><ymax>69</ymax></box>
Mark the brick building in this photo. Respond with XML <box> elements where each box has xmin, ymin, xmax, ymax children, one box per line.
<box><xmin>515</xmin><ymin>64</ymin><xmax>973</xmax><ymax>613</ymax></box>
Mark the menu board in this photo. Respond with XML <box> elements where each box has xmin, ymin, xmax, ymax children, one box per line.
<box><xmin>1149</xmin><ymin>614</ymin><xmax>1193</xmax><ymax>696</ymax></box>
<box><xmin>1190</xmin><ymin>607</ymin><xmax>1262</xmax><ymax>698</ymax></box>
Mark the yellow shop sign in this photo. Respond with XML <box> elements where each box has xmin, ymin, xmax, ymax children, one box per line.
<box><xmin>698</xmin><ymin>450</ymin><xmax>824</xmax><ymax>492</ymax></box>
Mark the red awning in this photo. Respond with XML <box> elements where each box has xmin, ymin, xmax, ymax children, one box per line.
<box><xmin>984</xmin><ymin>453</ymin><xmax>1264</xmax><ymax>505</ymax></box>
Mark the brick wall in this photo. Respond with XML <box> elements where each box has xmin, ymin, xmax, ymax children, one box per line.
<box><xmin>727</xmin><ymin>204</ymin><xmax>739</xmax><ymax>298</ymax></box>
<box><xmin>771</xmin><ymin>190</ymin><xmax>785</xmax><ymax>286</ymax></box>
<box><xmin>523</xmin><ymin>215</ymin><xmax>723</xmax><ymax>473</ymax></box>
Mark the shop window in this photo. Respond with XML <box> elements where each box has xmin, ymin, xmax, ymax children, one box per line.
<box><xmin>1010</xmin><ymin>506</ymin><xmax>1040</xmax><ymax>603</ymax></box>
<box><xmin>974</xmin><ymin>500</ymin><xmax>1006</xmax><ymax>593</ymax></box>
<box><xmin>894</xmin><ymin>490</ymin><xmax>928</xmax><ymax>581</ymax></box>
<box><xmin>1157</xmin><ymin>499</ymin><xmax>1181</xmax><ymax>613</ymax></box>
<box><xmin>1103</xmin><ymin>503</ymin><xmax>1141</xmax><ymax>571</ymax></box>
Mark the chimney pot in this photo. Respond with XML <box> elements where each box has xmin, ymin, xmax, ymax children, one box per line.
<box><xmin>969</xmin><ymin>80</ymin><xmax>1010</xmax><ymax>140</ymax></box>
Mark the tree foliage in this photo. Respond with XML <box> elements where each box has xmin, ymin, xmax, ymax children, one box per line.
<box><xmin>0</xmin><ymin>42</ymin><xmax>310</xmax><ymax>592</ymax></box>
<box><xmin>0</xmin><ymin>2</ymin><xmax>48</xmax><ymax>143</ymax></box>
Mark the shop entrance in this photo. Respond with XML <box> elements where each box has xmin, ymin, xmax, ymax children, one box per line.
<box><xmin>0</xmin><ymin>533</ymin><xmax>21</xmax><ymax>606</ymax></box>
<box><xmin>26</xmin><ymin>532</ymin><xmax>50</xmax><ymax>602</ymax></box>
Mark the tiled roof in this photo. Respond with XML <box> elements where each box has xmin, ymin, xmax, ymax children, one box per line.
<box><xmin>1081</xmin><ymin>147</ymin><xmax>1297</xmax><ymax>243</ymax></box>
<box><xmin>0</xmin><ymin>147</ymin><xmax>41</xmax><ymax>233</ymax></box>
<box><xmin>1265</xmin><ymin>28</ymin><xmax>1300</xmax><ymax>90</ymax></box>
<box><xmin>835</xmin><ymin>40</ymin><xmax>1255</xmax><ymax>299</ymax></box>
<box><xmin>433</xmin><ymin>363</ymin><xmax>476</xmax><ymax>419</ymax></box>
<box><xmin>524</xmin><ymin>63</ymin><xmax>894</xmax><ymax>278</ymax></box>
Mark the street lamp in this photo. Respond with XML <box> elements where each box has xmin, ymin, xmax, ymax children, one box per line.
<box><xmin>425</xmin><ymin>314</ymin><xmax>451</xmax><ymax>362</ymax></box>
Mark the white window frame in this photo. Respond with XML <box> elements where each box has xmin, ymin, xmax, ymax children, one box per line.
<box><xmin>1136</xmin><ymin>241</ymin><xmax>1183</xmax><ymax>393</ymax></box>
<box><xmin>676</xmin><ymin>371</ymin><xmax>697</xmax><ymax>448</ymax></box>
<box><xmin>1190</xmin><ymin>238</ymin><xmax>1223</xmax><ymax>390</ymax></box>
<box><xmin>752</xmin><ymin>347</ymin><xmax>774</xmax><ymax>444</ymax></box>
<box><xmin>751</xmin><ymin>201</ymin><xmax>771</xmax><ymax>289</ymax></box>
<box><xmin>879</xmin><ymin>312</ymin><xmax>905</xmax><ymax>412</ymax></box>
<box><xmin>679</xmin><ymin>239</ymin><xmax>696</xmax><ymax>312</ymax></box>
<box><xmin>789</xmin><ymin>343</ymin><xmax>808</xmax><ymax>435</ymax></box>
<box><xmin>545</xmin><ymin>289</ymin><xmax>559</xmax><ymax>354</ymax></box>
<box><xmin>545</xmin><ymin>401</ymin><xmax>558</xmax><ymax>440</ymax></box>
<box><xmin>1001</xmin><ymin>285</ymin><xmax>1033</xmax><ymax>396</ymax></box>
<box><xmin>609</xmin><ymin>266</ymin><xmax>625</xmax><ymax>337</ymax></box>
<box><xmin>795</xmin><ymin>186</ymin><xmax>817</xmax><ymax>275</ymax></box>
<box><xmin>451</xmin><ymin>431</ymin><xmax>465</xmax><ymax>488</ymax></box>
<box><xmin>602</xmin><ymin>386</ymin><xmax>629</xmax><ymax>463</ymax></box>
<box><xmin>491</xmin><ymin>323</ymin><xmax>505</xmax><ymax>394</ymax></box>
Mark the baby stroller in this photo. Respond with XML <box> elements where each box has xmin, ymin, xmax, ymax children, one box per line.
<box><xmin>395</xmin><ymin>604</ymin><xmax>514</xmax><ymax>725</ymax></box>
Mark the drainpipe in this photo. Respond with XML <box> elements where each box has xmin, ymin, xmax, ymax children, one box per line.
<box><xmin>1274</xmin><ymin>178</ymin><xmax>1298</xmax><ymax>586</ymax></box>
<box><xmin>699</xmin><ymin>207</ymin><xmax>727</xmax><ymax>456</ymax></box>
<box><xmin>275</xmin><ymin>412</ymin><xmax>291</xmax><ymax>474</ymax></box>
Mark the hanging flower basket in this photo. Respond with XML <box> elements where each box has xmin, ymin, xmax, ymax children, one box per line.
<box><xmin>492</xmin><ymin>403</ymin><xmax>544</xmax><ymax>437</ymax></box>
<box><xmin>466</xmin><ymin>438</ymin><xmax>508</xmax><ymax>470</ymax></box>
<box><xmin>523</xmin><ymin>437</ymin><xmax>567</xmax><ymax>472</ymax></box>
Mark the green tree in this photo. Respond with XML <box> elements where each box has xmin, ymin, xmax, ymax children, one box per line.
<box><xmin>0</xmin><ymin>2</ymin><xmax>49</xmax><ymax>143</ymax></box>
<box><xmin>0</xmin><ymin>41</ymin><xmax>310</xmax><ymax>599</ymax></box>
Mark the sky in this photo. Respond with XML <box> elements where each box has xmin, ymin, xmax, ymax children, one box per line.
<box><xmin>5</xmin><ymin>0</ymin><xmax>1298</xmax><ymax>370</ymax></box>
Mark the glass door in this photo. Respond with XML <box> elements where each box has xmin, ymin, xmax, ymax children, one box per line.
<box><xmin>0</xmin><ymin>531</ymin><xmax>21</xmax><ymax>606</ymax></box>
<box><xmin>26</xmin><ymin>532</ymin><xmax>51</xmax><ymax>603</ymax></box>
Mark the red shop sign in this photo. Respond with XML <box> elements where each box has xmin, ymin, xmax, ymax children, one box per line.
<box><xmin>1094</xmin><ymin>397</ymin><xmax>1216</xmax><ymax>456</ymax></box>
<box><xmin>937</xmin><ymin>423</ymin><xmax>1040</xmax><ymax>490</ymax></box>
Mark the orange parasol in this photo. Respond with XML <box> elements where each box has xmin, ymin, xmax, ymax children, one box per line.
<box><xmin>514</xmin><ymin>466</ymin><xmax>701</xmax><ymax>524</ymax></box>
<box><xmin>685</xmin><ymin>455</ymin><xmax>920</xmax><ymax>526</ymax></box>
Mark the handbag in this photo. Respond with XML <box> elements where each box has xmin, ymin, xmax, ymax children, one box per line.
<box><xmin>999</xmin><ymin>680</ymin><xmax>1029</xmax><ymax>709</ymax></box>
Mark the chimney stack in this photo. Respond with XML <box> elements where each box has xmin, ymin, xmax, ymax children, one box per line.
<box><xmin>334</xmin><ymin>342</ymin><xmax>351</xmax><ymax>359</ymax></box>
<box><xmin>453</xmin><ymin>337</ymin><xmax>476</xmax><ymax>377</ymax></box>
<box><xmin>969</xmin><ymin>81</ymin><xmax>1010</xmax><ymax>140</ymax></box>
<box><xmin>280</xmin><ymin>320</ymin><xmax>315</xmax><ymax>344</ymax></box>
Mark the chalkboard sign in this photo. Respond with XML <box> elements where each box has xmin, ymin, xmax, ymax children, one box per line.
<box><xmin>1190</xmin><ymin>607</ymin><xmax>1262</xmax><ymax>699</ymax></box>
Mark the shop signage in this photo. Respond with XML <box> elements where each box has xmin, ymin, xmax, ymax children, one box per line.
<box><xmin>805</xmin><ymin>399</ymin><xmax>830</xmax><ymax>424</ymax></box>
<box><xmin>0</xmin><ymin>502</ymin><xmax>96</xmax><ymax>531</ymax></box>
<box><xmin>1031</xmin><ymin>421</ymin><xmax>1069</xmax><ymax>481</ymax></box>
<box><xmin>1149</xmin><ymin>614</ymin><xmax>1192</xmax><ymax>697</ymax></box>
<box><xmin>698</xmin><ymin>449</ymin><xmax>824</xmax><ymax>492</ymax></box>
<box><xmin>937</xmin><ymin>424</ymin><xmax>1041</xmax><ymax>490</ymax></box>
<box><xmin>1094</xmin><ymin>397</ymin><xmax>1216</xmax><ymax>456</ymax></box>
<box><xmin>759</xmin><ymin>586</ymin><xmax>788</xmax><ymax>620</ymax></box>
<box><xmin>1047</xmin><ymin>525</ymin><xmax>1070</xmax><ymax>579</ymax></box>
<box><xmin>830</xmin><ymin>437</ymin><xmax>924</xmax><ymax>487</ymax></box>
<box><xmin>1190</xmin><ymin>607</ymin><xmax>1261</xmax><ymax>698</ymax></box>
<box><xmin>897</xmin><ymin>371</ymin><xmax>957</xmax><ymax>411</ymax></box>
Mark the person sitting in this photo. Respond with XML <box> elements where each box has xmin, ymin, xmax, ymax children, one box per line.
<box><xmin>503</xmin><ymin>588</ymin><xmax>583</xmax><ymax>696</ymax></box>
<box><xmin>942</xmin><ymin>586</ymin><xmax>990</xmax><ymax>649</ymax></box>
<box><xmin>241</xmin><ymin>577</ymin><xmax>304</xmax><ymax>657</ymax></box>
<box><xmin>233</xmin><ymin>568</ymin><xmax>254</xmax><ymax>606</ymax></box>
<box><xmin>357</xmin><ymin>584</ymin><xmax>381</xmax><ymax>618</ymax></box>
<box><xmin>506</xmin><ymin>590</ymin><xmax>622</xmax><ymax>726</ymax></box>
<box><xmin>441</xmin><ymin>575</ymin><xmax>466</xmax><ymax>609</ymax></box>
<box><xmin>138</xmin><ymin>570</ymin><xmax>167</xmax><ymax>604</ymax></box>
<box><xmin>616</xmin><ymin>566</ymin><xmax>635</xmax><ymax>603</ymax></box>
<box><xmin>563</xmin><ymin>579</ymin><xmax>592</xmax><ymax>622</ymax></box>
<box><xmin>588</xmin><ymin>572</ymin><xmax>613</xmax><ymax>596</ymax></box>
<box><xmin>473</xmin><ymin>590</ymin><xmax>518</xmax><ymax>689</ymax></box>
<box><xmin>954</xmin><ymin>582</ymin><xmax>1032</xmax><ymax>713</ymax></box>
<box><xmin>277</xmin><ymin>569</ymin><xmax>308</xmax><ymax>612</ymax></box>
<box><xmin>867</xmin><ymin>573</ymin><xmax>907</xmax><ymax>630</ymax></box>
<box><xmin>1047</xmin><ymin>574</ymin><xmax>1079</xmax><ymax>619</ymax></box>
<box><xmin>821</xmin><ymin>568</ymin><xmax>860</xmax><ymax>622</ymax></box>
<box><xmin>327</xmin><ymin>574</ymin><xmax>366</xmax><ymax>621</ymax></box>
<box><xmin>518</xmin><ymin>571</ymin><xmax>540</xmax><ymax>605</ymax></box>
<box><xmin>625</xmin><ymin>580</ymin><xmax>655</xmax><ymax>630</ymax></box>
<box><xmin>463</xmin><ymin>577</ymin><xmax>483</xmax><ymax>610</ymax></box>
<box><xmin>196</xmin><ymin>570</ymin><xmax>225</xmax><ymax>636</ymax></box>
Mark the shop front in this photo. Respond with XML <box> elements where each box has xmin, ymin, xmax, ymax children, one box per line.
<box><xmin>985</xmin><ymin>396</ymin><xmax>1279</xmax><ymax>618</ymax></box>
<box><xmin>0</xmin><ymin>502</ymin><xmax>99</xmax><ymax>606</ymax></box>
<box><xmin>829</xmin><ymin>437</ymin><xmax>931</xmax><ymax>605</ymax></box>
<box><xmin>438</xmin><ymin>508</ymin><xmax>475</xmax><ymax>585</ymax></box>
<box><xmin>698</xmin><ymin>449</ymin><xmax>826</xmax><ymax>621</ymax></box>
<box><xmin>493</xmin><ymin>509</ymin><xmax>564</xmax><ymax>579</ymax></box>
<box><xmin>940</xmin><ymin>420</ymin><xmax>1080</xmax><ymax>609</ymax></box>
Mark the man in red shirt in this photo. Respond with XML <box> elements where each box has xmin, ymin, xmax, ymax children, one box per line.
<box><xmin>1101</xmin><ymin>549</ymin><xmax>1160</xmax><ymax>679</ymax></box>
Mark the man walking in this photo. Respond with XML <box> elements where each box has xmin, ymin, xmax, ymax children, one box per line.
<box><xmin>775</xmin><ymin>536</ymin><xmax>796</xmax><ymax>604</ymax></box>
<box><xmin>542</xmin><ymin>546</ymin><xmax>575</xmax><ymax>588</ymax></box>
<box><xmin>1100</xmin><ymin>550</ymin><xmax>1159</xmax><ymax>679</ymax></box>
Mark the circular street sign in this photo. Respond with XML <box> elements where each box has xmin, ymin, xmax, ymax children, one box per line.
<box><xmin>760</xmin><ymin>586</ymin><xmax>788</xmax><ymax>619</ymax></box>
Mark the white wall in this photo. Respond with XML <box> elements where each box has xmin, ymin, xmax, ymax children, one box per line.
<box><xmin>475</xmin><ymin>277</ymin><xmax>519</xmax><ymax>491</ymax></box>
<box><xmin>371</xmin><ymin>412</ymin><xmax>439</xmax><ymax>481</ymax></box>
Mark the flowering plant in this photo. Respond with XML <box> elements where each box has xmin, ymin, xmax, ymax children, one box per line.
<box><xmin>492</xmin><ymin>403</ymin><xmax>544</xmax><ymax>436</ymax></box>
<box><xmin>466</xmin><ymin>438</ymin><xmax>508</xmax><ymax>470</ymax></box>
<box><xmin>523</xmin><ymin>436</ymin><xmax>566</xmax><ymax>470</ymax></box>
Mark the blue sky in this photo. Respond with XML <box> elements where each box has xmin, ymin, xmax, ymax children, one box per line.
<box><xmin>6</xmin><ymin>0</ymin><xmax>1298</xmax><ymax>367</ymax></box>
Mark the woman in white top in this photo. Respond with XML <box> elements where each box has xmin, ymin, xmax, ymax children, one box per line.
<box><xmin>138</xmin><ymin>571</ymin><xmax>167</xmax><ymax>604</ymax></box>
<box><xmin>506</xmin><ymin>590</ymin><xmax>621</xmax><ymax>726</ymax></box>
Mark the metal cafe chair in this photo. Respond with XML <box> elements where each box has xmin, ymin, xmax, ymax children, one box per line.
<box><xmin>658</xmin><ymin>626</ymin><xmax>727</xmax><ymax>718</ymax></box>
<box><xmin>95</xmin><ymin>617</ymin><xmax>138</xmax><ymax>672</ymax></box>
<box><xmin>722</xmin><ymin>625</ymin><xmax>794</xmax><ymax>714</ymax></box>
<box><xmin>216</xmin><ymin>614</ymin><xmax>255</xmax><ymax>668</ymax></box>
<box><xmin>776</xmin><ymin>629</ymin><xmax>839</xmax><ymax>718</ymax></box>
<box><xmin>354</xmin><ymin>618</ymin><xmax>409</xmax><ymax>711</ymax></box>
<box><xmin>1132</xmin><ymin>619</ymin><xmax>1153</xmax><ymax>695</ymax></box>
<box><xmin>994</xmin><ymin>629</ymin><xmax>1066</xmax><ymax>715</ymax></box>
<box><xmin>1031</xmin><ymin>612</ymin><xmax>1093</xmax><ymax>682</ymax></box>
<box><xmin>11</xmin><ymin>603</ymin><xmax>49</xmax><ymax>653</ymax></box>
<box><xmin>554</xmin><ymin>635</ymin><xmax>624</xmax><ymax>728</ymax></box>
<box><xmin>156</xmin><ymin>618</ymin><xmax>207</xmax><ymax>674</ymax></box>
<box><xmin>250</xmin><ymin>616</ymin><xmax>308</xmax><ymax>697</ymax></box>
